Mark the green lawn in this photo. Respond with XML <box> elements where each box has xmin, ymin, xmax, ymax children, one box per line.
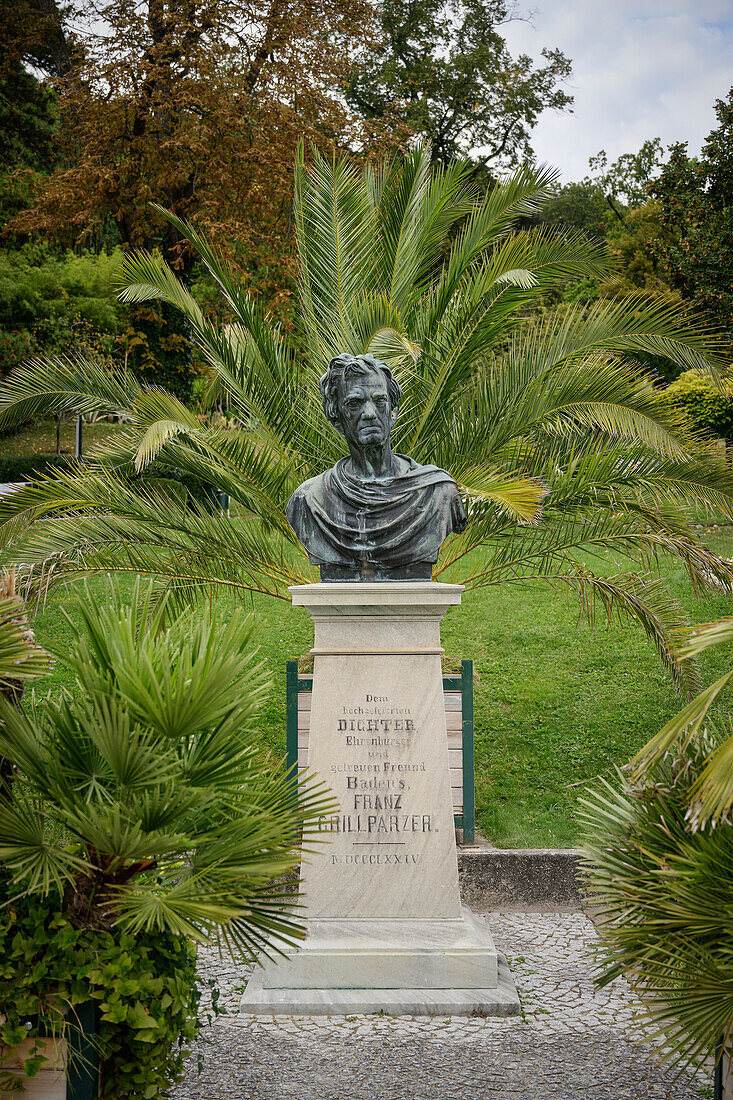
<box><xmin>442</xmin><ymin>534</ymin><xmax>733</xmax><ymax>847</ymax></box>
<box><xmin>29</xmin><ymin>529</ymin><xmax>733</xmax><ymax>850</ymax></box>
<box><xmin>0</xmin><ymin>417</ymin><xmax>123</xmax><ymax>458</ymax></box>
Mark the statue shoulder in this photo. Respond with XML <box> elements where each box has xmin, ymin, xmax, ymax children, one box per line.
<box><xmin>286</xmin><ymin>469</ymin><xmax>330</xmax><ymax>523</ymax></box>
<box><xmin>426</xmin><ymin>468</ymin><xmax>467</xmax><ymax>533</ymax></box>
<box><xmin>396</xmin><ymin>454</ymin><xmax>458</xmax><ymax>490</ymax></box>
<box><xmin>289</xmin><ymin>473</ymin><xmax>318</xmax><ymax>503</ymax></box>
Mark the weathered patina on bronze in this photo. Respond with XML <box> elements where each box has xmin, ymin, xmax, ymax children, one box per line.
<box><xmin>286</xmin><ymin>353</ymin><xmax>466</xmax><ymax>581</ymax></box>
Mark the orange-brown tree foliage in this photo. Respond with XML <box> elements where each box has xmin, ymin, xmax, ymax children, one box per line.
<box><xmin>10</xmin><ymin>0</ymin><xmax>384</xmax><ymax>307</ymax></box>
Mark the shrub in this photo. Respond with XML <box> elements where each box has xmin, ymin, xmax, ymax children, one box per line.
<box><xmin>0</xmin><ymin>455</ymin><xmax>70</xmax><ymax>483</ymax></box>
<box><xmin>0</xmin><ymin>882</ymin><xmax>204</xmax><ymax>1099</ymax></box>
<box><xmin>580</xmin><ymin>733</ymin><xmax>733</xmax><ymax>1069</ymax></box>
<box><xmin>663</xmin><ymin>369</ymin><xmax>733</xmax><ymax>439</ymax></box>
<box><xmin>0</xmin><ymin>247</ymin><xmax>206</xmax><ymax>397</ymax></box>
<box><xmin>0</xmin><ymin>247</ymin><xmax>124</xmax><ymax>377</ymax></box>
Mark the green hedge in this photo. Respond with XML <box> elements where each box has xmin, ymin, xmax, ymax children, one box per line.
<box><xmin>0</xmin><ymin>882</ymin><xmax>213</xmax><ymax>1098</ymax></box>
<box><xmin>663</xmin><ymin>369</ymin><xmax>733</xmax><ymax>438</ymax></box>
<box><xmin>0</xmin><ymin>454</ymin><xmax>70</xmax><ymax>482</ymax></box>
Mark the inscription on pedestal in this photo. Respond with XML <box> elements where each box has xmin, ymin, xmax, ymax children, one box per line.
<box><xmin>321</xmin><ymin>696</ymin><xmax>432</xmax><ymax>864</ymax></box>
<box><xmin>302</xmin><ymin>655</ymin><xmax>461</xmax><ymax>920</ymax></box>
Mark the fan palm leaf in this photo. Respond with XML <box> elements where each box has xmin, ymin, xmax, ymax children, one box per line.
<box><xmin>580</xmin><ymin>740</ymin><xmax>733</xmax><ymax>1070</ymax></box>
<box><xmin>0</xmin><ymin>581</ymin><xmax>334</xmax><ymax>954</ymax></box>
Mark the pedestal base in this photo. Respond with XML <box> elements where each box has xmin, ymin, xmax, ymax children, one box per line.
<box><xmin>240</xmin><ymin>953</ymin><xmax>520</xmax><ymax>1017</ymax></box>
<box><xmin>255</xmin><ymin>583</ymin><xmax>519</xmax><ymax>1018</ymax></box>
<box><xmin>241</xmin><ymin>908</ymin><xmax>519</xmax><ymax>1016</ymax></box>
<box><xmin>261</xmin><ymin>906</ymin><xmax>498</xmax><ymax>990</ymax></box>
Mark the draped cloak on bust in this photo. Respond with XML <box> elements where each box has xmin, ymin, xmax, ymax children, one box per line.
<box><xmin>286</xmin><ymin>454</ymin><xmax>467</xmax><ymax>569</ymax></box>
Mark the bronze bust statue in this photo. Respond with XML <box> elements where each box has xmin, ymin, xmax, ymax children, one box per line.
<box><xmin>286</xmin><ymin>353</ymin><xmax>466</xmax><ymax>581</ymax></box>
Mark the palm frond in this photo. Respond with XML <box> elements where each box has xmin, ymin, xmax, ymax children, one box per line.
<box><xmin>294</xmin><ymin>143</ymin><xmax>377</xmax><ymax>363</ymax></box>
<box><xmin>453</xmin><ymin>464</ymin><xmax>546</xmax><ymax>522</ymax></box>
<box><xmin>0</xmin><ymin>466</ymin><xmax>308</xmax><ymax>603</ymax></box>
<box><xmin>580</xmin><ymin>745</ymin><xmax>733</xmax><ymax>1069</ymax></box>
<box><xmin>677</xmin><ymin>617</ymin><xmax>733</xmax><ymax>659</ymax></box>
<box><xmin>633</xmin><ymin>672</ymin><xmax>733</xmax><ymax>772</ymax></box>
<box><xmin>0</xmin><ymin>788</ymin><xmax>87</xmax><ymax>896</ymax></box>
<box><xmin>0</xmin><ymin>593</ymin><xmax>51</xmax><ymax>686</ymax></box>
<box><xmin>0</xmin><ymin>354</ymin><xmax>140</xmax><ymax>429</ymax></box>
<box><xmin>369</xmin><ymin>145</ymin><xmax>474</xmax><ymax>310</ymax></box>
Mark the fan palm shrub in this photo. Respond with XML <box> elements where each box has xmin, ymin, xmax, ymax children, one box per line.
<box><xmin>0</xmin><ymin>579</ymin><xmax>330</xmax><ymax>948</ymax></box>
<box><xmin>0</xmin><ymin>144</ymin><xmax>732</xmax><ymax>686</ymax></box>
<box><xmin>0</xmin><ymin>580</ymin><xmax>330</xmax><ymax>1095</ymax></box>
<box><xmin>580</xmin><ymin>732</ymin><xmax>733</xmax><ymax>1082</ymax></box>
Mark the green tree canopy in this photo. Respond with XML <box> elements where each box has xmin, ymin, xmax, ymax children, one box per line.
<box><xmin>651</xmin><ymin>89</ymin><xmax>733</xmax><ymax>351</ymax></box>
<box><xmin>346</xmin><ymin>0</ymin><xmax>572</xmax><ymax>167</ymax></box>
<box><xmin>587</xmin><ymin>138</ymin><xmax>665</xmax><ymax>207</ymax></box>
<box><xmin>532</xmin><ymin>180</ymin><xmax>609</xmax><ymax>237</ymax></box>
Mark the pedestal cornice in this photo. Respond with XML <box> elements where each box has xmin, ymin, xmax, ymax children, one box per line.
<box><xmin>289</xmin><ymin>581</ymin><xmax>464</xmax><ymax>614</ymax></box>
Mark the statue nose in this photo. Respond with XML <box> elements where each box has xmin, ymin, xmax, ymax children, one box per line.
<box><xmin>362</xmin><ymin>403</ymin><xmax>377</xmax><ymax>419</ymax></box>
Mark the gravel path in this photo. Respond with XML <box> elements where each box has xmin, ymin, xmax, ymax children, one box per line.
<box><xmin>173</xmin><ymin>912</ymin><xmax>711</xmax><ymax>1100</ymax></box>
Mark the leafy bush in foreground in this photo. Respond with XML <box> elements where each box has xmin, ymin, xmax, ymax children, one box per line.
<box><xmin>0</xmin><ymin>883</ymin><xmax>202</xmax><ymax>1098</ymax></box>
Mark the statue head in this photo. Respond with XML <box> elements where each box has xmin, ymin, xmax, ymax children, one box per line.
<box><xmin>320</xmin><ymin>353</ymin><xmax>402</xmax><ymax>448</ymax></box>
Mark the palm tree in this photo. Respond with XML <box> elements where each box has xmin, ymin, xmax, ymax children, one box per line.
<box><xmin>0</xmin><ymin>580</ymin><xmax>332</xmax><ymax>956</ymax></box>
<box><xmin>631</xmin><ymin>616</ymin><xmax>733</xmax><ymax>827</ymax></box>
<box><xmin>0</xmin><ymin>144</ymin><xmax>732</xmax><ymax>688</ymax></box>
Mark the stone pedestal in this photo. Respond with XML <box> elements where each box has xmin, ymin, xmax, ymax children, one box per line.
<box><xmin>241</xmin><ymin>583</ymin><xmax>519</xmax><ymax>1016</ymax></box>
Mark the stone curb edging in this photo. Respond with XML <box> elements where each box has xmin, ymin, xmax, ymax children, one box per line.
<box><xmin>281</xmin><ymin>849</ymin><xmax>586</xmax><ymax>911</ymax></box>
<box><xmin>458</xmin><ymin>848</ymin><xmax>585</xmax><ymax>912</ymax></box>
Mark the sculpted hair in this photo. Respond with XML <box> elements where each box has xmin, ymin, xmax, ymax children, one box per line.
<box><xmin>320</xmin><ymin>353</ymin><xmax>402</xmax><ymax>427</ymax></box>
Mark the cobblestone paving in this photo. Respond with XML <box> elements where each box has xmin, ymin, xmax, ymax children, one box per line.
<box><xmin>173</xmin><ymin>913</ymin><xmax>711</xmax><ymax>1100</ymax></box>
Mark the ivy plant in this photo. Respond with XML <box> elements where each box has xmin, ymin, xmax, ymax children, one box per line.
<box><xmin>0</xmin><ymin>880</ymin><xmax>209</xmax><ymax>1097</ymax></box>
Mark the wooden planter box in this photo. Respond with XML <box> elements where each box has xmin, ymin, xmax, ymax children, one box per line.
<box><xmin>1</xmin><ymin>1039</ymin><xmax>66</xmax><ymax>1100</ymax></box>
<box><xmin>1</xmin><ymin>1002</ymin><xmax>97</xmax><ymax>1100</ymax></box>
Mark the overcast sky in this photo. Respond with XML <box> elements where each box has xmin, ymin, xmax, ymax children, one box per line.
<box><xmin>501</xmin><ymin>1</ymin><xmax>733</xmax><ymax>182</ymax></box>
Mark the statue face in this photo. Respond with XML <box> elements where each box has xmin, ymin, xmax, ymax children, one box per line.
<box><xmin>337</xmin><ymin>370</ymin><xmax>393</xmax><ymax>447</ymax></box>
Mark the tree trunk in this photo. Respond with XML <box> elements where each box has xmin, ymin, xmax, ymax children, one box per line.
<box><xmin>35</xmin><ymin>0</ymin><xmax>74</xmax><ymax>77</ymax></box>
<box><xmin>56</xmin><ymin>410</ymin><xmax>62</xmax><ymax>454</ymax></box>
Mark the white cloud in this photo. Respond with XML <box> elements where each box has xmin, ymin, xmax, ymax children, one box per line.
<box><xmin>499</xmin><ymin>0</ymin><xmax>733</xmax><ymax>181</ymax></box>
